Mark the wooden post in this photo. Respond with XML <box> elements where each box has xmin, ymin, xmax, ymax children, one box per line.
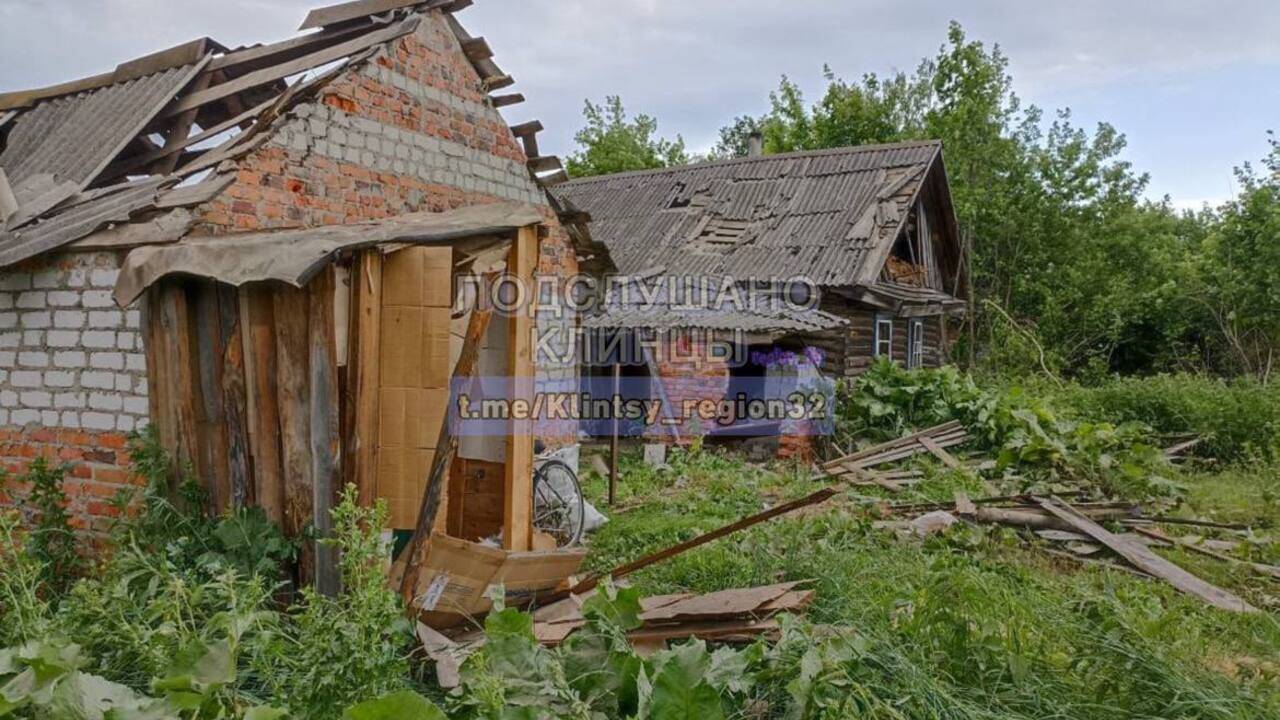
<box><xmin>609</xmin><ymin>362</ymin><xmax>620</xmax><ymax>506</ymax></box>
<box><xmin>309</xmin><ymin>271</ymin><xmax>341</xmax><ymax>597</ymax></box>
<box><xmin>965</xmin><ymin>228</ymin><xmax>976</xmax><ymax>370</ymax></box>
<box><xmin>273</xmin><ymin>285</ymin><xmax>314</xmax><ymax>585</ymax></box>
<box><xmin>244</xmin><ymin>286</ymin><xmax>285</xmax><ymax>525</ymax></box>
<box><xmin>503</xmin><ymin>226</ymin><xmax>538</xmax><ymax>552</ymax></box>
<box><xmin>348</xmin><ymin>251</ymin><xmax>383</xmax><ymax>508</ymax></box>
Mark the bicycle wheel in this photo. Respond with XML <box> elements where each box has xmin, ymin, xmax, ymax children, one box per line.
<box><xmin>532</xmin><ymin>459</ymin><xmax>585</xmax><ymax>547</ymax></box>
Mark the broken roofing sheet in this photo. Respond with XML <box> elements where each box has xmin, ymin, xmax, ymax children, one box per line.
<box><xmin>552</xmin><ymin>141</ymin><xmax>945</xmax><ymax>288</ymax></box>
<box><xmin>0</xmin><ymin>0</ymin><xmax>569</xmax><ymax>269</ymax></box>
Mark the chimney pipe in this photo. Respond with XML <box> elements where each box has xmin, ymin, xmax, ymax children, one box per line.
<box><xmin>747</xmin><ymin>131</ymin><xmax>763</xmax><ymax>158</ymax></box>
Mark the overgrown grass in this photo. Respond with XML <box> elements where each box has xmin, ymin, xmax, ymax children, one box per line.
<box><xmin>582</xmin><ymin>444</ymin><xmax>1280</xmax><ymax>718</ymax></box>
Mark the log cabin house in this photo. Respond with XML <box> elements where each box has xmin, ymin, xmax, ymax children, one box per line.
<box><xmin>553</xmin><ymin>142</ymin><xmax>968</xmax><ymax>456</ymax></box>
<box><xmin>0</xmin><ymin>0</ymin><xmax>613</xmax><ymax>603</ymax></box>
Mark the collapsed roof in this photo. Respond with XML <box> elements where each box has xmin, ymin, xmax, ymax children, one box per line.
<box><xmin>0</xmin><ymin>0</ymin><xmax>573</xmax><ymax>269</ymax></box>
<box><xmin>552</xmin><ymin>141</ymin><xmax>956</xmax><ymax>289</ymax></box>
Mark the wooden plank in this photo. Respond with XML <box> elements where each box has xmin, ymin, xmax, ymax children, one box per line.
<box><xmin>347</xmin><ymin>252</ymin><xmax>383</xmax><ymax>508</ymax></box>
<box><xmin>562</xmin><ymin>488</ymin><xmax>839</xmax><ymax>600</ymax></box>
<box><xmin>919</xmin><ymin>435</ymin><xmax>962</xmax><ymax>469</ymax></box>
<box><xmin>537</xmin><ymin>169</ymin><xmax>569</xmax><ymax>186</ymax></box>
<box><xmin>161</xmin><ymin>19</ymin><xmax>419</xmax><ymax>119</ymax></box>
<box><xmin>299</xmin><ymin>0</ymin><xmax>449</xmax><ymax>31</ymax></box>
<box><xmin>509</xmin><ymin>120</ymin><xmax>543</xmax><ymax>137</ymax></box>
<box><xmin>504</xmin><ymin>226</ymin><xmax>538</xmax><ymax>552</ymax></box>
<box><xmin>1036</xmin><ymin>498</ymin><xmax>1257</xmax><ymax>613</ymax></box>
<box><xmin>823</xmin><ymin>421</ymin><xmax>963</xmax><ymax>470</ymax></box>
<box><xmin>160</xmin><ymin>283</ymin><xmax>204</xmax><ymax>489</ymax></box>
<box><xmin>103</xmin><ymin>97</ymin><xmax>275</xmax><ymax>180</ymax></box>
<box><xmin>154</xmin><ymin>70</ymin><xmax>213</xmax><ymax>176</ymax></box>
<box><xmin>309</xmin><ymin>270</ymin><xmax>342</xmax><ymax>596</ymax></box>
<box><xmin>527</xmin><ymin>156</ymin><xmax>561</xmax><ymax>174</ymax></box>
<box><xmin>462</xmin><ymin>37</ymin><xmax>493</xmax><ymax>62</ymax></box>
<box><xmin>218</xmin><ymin>285</ymin><xmax>252</xmax><ymax>510</ymax></box>
<box><xmin>193</xmin><ymin>282</ymin><xmax>231</xmax><ymax>513</ymax></box>
<box><xmin>212</xmin><ymin>21</ymin><xmax>378</xmax><ymax>73</ymax></box>
<box><xmin>245</xmin><ymin>286</ymin><xmax>285</xmax><ymax>524</ymax></box>
<box><xmin>273</xmin><ymin>285</ymin><xmax>314</xmax><ymax>582</ymax></box>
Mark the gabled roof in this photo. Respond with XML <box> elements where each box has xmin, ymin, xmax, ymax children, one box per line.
<box><xmin>0</xmin><ymin>0</ymin><xmax>570</xmax><ymax>269</ymax></box>
<box><xmin>552</xmin><ymin>141</ymin><xmax>946</xmax><ymax>288</ymax></box>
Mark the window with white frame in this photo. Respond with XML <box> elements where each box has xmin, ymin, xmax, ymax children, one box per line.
<box><xmin>874</xmin><ymin>316</ymin><xmax>894</xmax><ymax>360</ymax></box>
<box><xmin>907</xmin><ymin>319</ymin><xmax>926</xmax><ymax>369</ymax></box>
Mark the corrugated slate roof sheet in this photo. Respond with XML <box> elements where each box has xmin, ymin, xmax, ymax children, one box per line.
<box><xmin>0</xmin><ymin>1</ymin><xmax>576</xmax><ymax>269</ymax></box>
<box><xmin>581</xmin><ymin>302</ymin><xmax>847</xmax><ymax>333</ymax></box>
<box><xmin>0</xmin><ymin>179</ymin><xmax>169</xmax><ymax>268</ymax></box>
<box><xmin>868</xmin><ymin>282</ymin><xmax>963</xmax><ymax>305</ymax></box>
<box><xmin>0</xmin><ymin>64</ymin><xmax>201</xmax><ymax>208</ymax></box>
<box><xmin>581</xmin><ymin>276</ymin><xmax>848</xmax><ymax>334</ymax></box>
<box><xmin>553</xmin><ymin>141</ymin><xmax>942</xmax><ymax>287</ymax></box>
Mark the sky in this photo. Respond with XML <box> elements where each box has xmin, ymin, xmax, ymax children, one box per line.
<box><xmin>2</xmin><ymin>0</ymin><xmax>1276</xmax><ymax>209</ymax></box>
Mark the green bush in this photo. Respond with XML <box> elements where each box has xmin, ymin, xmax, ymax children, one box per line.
<box><xmin>1040</xmin><ymin>374</ymin><xmax>1280</xmax><ymax>463</ymax></box>
<box><xmin>836</xmin><ymin>360</ymin><xmax>1178</xmax><ymax>500</ymax></box>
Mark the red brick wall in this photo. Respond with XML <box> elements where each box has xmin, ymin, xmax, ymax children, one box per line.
<box><xmin>0</xmin><ymin>428</ymin><xmax>138</xmax><ymax>540</ymax></box>
<box><xmin>649</xmin><ymin>333</ymin><xmax>731</xmax><ymax>442</ymax></box>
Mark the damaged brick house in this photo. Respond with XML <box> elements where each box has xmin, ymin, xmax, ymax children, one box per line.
<box><xmin>554</xmin><ymin>141</ymin><xmax>967</xmax><ymax>454</ymax></box>
<box><xmin>0</xmin><ymin>0</ymin><xmax>608</xmax><ymax>554</ymax></box>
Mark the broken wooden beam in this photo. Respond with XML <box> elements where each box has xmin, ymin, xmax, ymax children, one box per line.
<box><xmin>1036</xmin><ymin>497</ymin><xmax>1257</xmax><ymax>613</ymax></box>
<box><xmin>562</xmin><ymin>487</ymin><xmax>839</xmax><ymax>599</ymax></box>
<box><xmin>527</xmin><ymin>156</ymin><xmax>562</xmax><ymax>174</ymax></box>
<box><xmin>490</xmin><ymin>93</ymin><xmax>524</xmax><ymax>108</ymax></box>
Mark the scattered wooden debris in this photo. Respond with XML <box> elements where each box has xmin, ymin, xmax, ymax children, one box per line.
<box><xmin>1164</xmin><ymin>437</ymin><xmax>1203</xmax><ymax>461</ymax></box>
<box><xmin>1132</xmin><ymin>527</ymin><xmax>1280</xmax><ymax>580</ymax></box>
<box><xmin>1035</xmin><ymin>497</ymin><xmax>1257</xmax><ymax>613</ymax></box>
<box><xmin>823</xmin><ymin>422</ymin><xmax>971</xmax><ymax>485</ymax></box>
<box><xmin>417</xmin><ymin>582</ymin><xmax>816</xmax><ymax>685</ymax></box>
<box><xmin>877</xmin><ymin>488</ymin><xmax>1268</xmax><ymax>611</ymax></box>
<box><xmin>528</xmin><ymin>583</ymin><xmax>809</xmax><ymax>647</ymax></box>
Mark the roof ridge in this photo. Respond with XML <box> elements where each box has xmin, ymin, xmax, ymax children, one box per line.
<box><xmin>560</xmin><ymin>139</ymin><xmax>943</xmax><ymax>186</ymax></box>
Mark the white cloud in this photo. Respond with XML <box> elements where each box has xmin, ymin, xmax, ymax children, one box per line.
<box><xmin>1</xmin><ymin>0</ymin><xmax>1275</xmax><ymax>204</ymax></box>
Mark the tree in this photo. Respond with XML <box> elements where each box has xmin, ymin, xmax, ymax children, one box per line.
<box><xmin>565</xmin><ymin>96</ymin><xmax>690</xmax><ymax>178</ymax></box>
<box><xmin>1192</xmin><ymin>136</ymin><xmax>1280</xmax><ymax>380</ymax></box>
<box><xmin>709</xmin><ymin>22</ymin><xmax>1214</xmax><ymax>378</ymax></box>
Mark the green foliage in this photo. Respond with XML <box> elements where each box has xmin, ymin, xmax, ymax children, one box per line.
<box><xmin>255</xmin><ymin>486</ymin><xmax>412</xmax><ymax>720</ymax></box>
<box><xmin>836</xmin><ymin>361</ymin><xmax>1178</xmax><ymax>500</ymax></box>
<box><xmin>110</xmin><ymin>428</ymin><xmax>296</xmax><ymax>581</ymax></box>
<box><xmin>0</xmin><ymin>513</ymin><xmax>47</xmax><ymax>648</ymax></box>
<box><xmin>706</xmin><ymin>22</ymin><xmax>1276</xmax><ymax>379</ymax></box>
<box><xmin>19</xmin><ymin>458</ymin><xmax>83</xmax><ymax>597</ymax></box>
<box><xmin>342</xmin><ymin>691</ymin><xmax>445</xmax><ymax>720</ymax></box>
<box><xmin>1039</xmin><ymin>374</ymin><xmax>1280</xmax><ymax>463</ymax></box>
<box><xmin>1191</xmin><ymin>136</ymin><xmax>1280</xmax><ymax>380</ymax></box>
<box><xmin>566</xmin><ymin>96</ymin><xmax>689</xmax><ymax>178</ymax></box>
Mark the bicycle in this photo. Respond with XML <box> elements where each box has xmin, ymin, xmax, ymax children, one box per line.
<box><xmin>532</xmin><ymin>447</ymin><xmax>586</xmax><ymax>548</ymax></box>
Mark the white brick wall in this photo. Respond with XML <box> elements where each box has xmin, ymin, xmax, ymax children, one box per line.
<box><xmin>0</xmin><ymin>251</ymin><xmax>148</xmax><ymax>432</ymax></box>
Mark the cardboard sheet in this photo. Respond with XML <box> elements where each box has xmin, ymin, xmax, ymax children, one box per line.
<box><xmin>408</xmin><ymin>534</ymin><xmax>587</xmax><ymax>626</ymax></box>
<box><xmin>377</xmin><ymin>246</ymin><xmax>456</xmax><ymax>529</ymax></box>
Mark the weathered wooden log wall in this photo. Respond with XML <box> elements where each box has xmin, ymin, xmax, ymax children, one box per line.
<box><xmin>143</xmin><ymin>266</ymin><xmax>348</xmax><ymax>589</ymax></box>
